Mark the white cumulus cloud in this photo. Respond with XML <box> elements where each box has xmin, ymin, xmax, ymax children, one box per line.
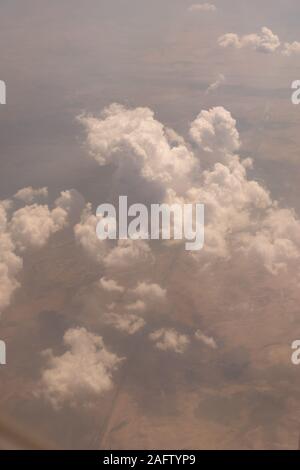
<box><xmin>78</xmin><ymin>104</ymin><xmax>197</xmax><ymax>193</ymax></box>
<box><xmin>103</xmin><ymin>239</ymin><xmax>152</xmax><ymax>269</ymax></box>
<box><xmin>149</xmin><ymin>328</ymin><xmax>190</xmax><ymax>353</ymax></box>
<box><xmin>218</xmin><ymin>27</ymin><xmax>280</xmax><ymax>53</ymax></box>
<box><xmin>0</xmin><ymin>190</ymin><xmax>73</xmax><ymax>315</ymax></box>
<box><xmin>14</xmin><ymin>186</ymin><xmax>48</xmax><ymax>204</ymax></box>
<box><xmin>130</xmin><ymin>281</ymin><xmax>167</xmax><ymax>304</ymax></box>
<box><xmin>99</xmin><ymin>277</ymin><xmax>125</xmax><ymax>293</ymax></box>
<box><xmin>78</xmin><ymin>103</ymin><xmax>300</xmax><ymax>275</ymax></box>
<box><xmin>38</xmin><ymin>327</ymin><xmax>123</xmax><ymax>408</ymax></box>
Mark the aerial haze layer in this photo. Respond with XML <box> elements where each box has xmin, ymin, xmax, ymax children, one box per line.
<box><xmin>1</xmin><ymin>0</ymin><xmax>300</xmax><ymax>450</ymax></box>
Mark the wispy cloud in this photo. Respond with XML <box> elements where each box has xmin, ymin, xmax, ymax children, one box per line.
<box><xmin>188</xmin><ymin>3</ymin><xmax>216</xmax><ymax>12</ymax></box>
<box><xmin>205</xmin><ymin>73</ymin><xmax>225</xmax><ymax>94</ymax></box>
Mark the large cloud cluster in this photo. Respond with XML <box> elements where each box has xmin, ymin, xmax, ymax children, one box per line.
<box><xmin>77</xmin><ymin>103</ymin><xmax>300</xmax><ymax>275</ymax></box>
<box><xmin>53</xmin><ymin>102</ymin><xmax>300</xmax><ymax>408</ymax></box>
<box><xmin>187</xmin><ymin>107</ymin><xmax>300</xmax><ymax>273</ymax></box>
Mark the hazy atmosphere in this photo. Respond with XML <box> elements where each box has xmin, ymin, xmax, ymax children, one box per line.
<box><xmin>1</xmin><ymin>0</ymin><xmax>300</xmax><ymax>450</ymax></box>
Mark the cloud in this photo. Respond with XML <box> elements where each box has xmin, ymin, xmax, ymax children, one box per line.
<box><xmin>9</xmin><ymin>204</ymin><xmax>68</xmax><ymax>251</ymax></box>
<box><xmin>127</xmin><ymin>281</ymin><xmax>167</xmax><ymax>315</ymax></box>
<box><xmin>195</xmin><ymin>330</ymin><xmax>217</xmax><ymax>349</ymax></box>
<box><xmin>125</xmin><ymin>300</ymin><xmax>147</xmax><ymax>313</ymax></box>
<box><xmin>54</xmin><ymin>189</ymin><xmax>85</xmax><ymax>218</ymax></box>
<box><xmin>0</xmin><ymin>230</ymin><xmax>22</xmax><ymax>314</ymax></box>
<box><xmin>149</xmin><ymin>328</ymin><xmax>190</xmax><ymax>353</ymax></box>
<box><xmin>0</xmin><ymin>190</ymin><xmax>72</xmax><ymax>315</ymax></box>
<box><xmin>205</xmin><ymin>74</ymin><xmax>225</xmax><ymax>94</ymax></box>
<box><xmin>190</xmin><ymin>106</ymin><xmax>240</xmax><ymax>158</ymax></box>
<box><xmin>78</xmin><ymin>104</ymin><xmax>197</xmax><ymax>193</ymax></box>
<box><xmin>38</xmin><ymin>327</ymin><xmax>123</xmax><ymax>408</ymax></box>
<box><xmin>103</xmin><ymin>239</ymin><xmax>152</xmax><ymax>269</ymax></box>
<box><xmin>97</xmin><ymin>281</ymin><xmax>167</xmax><ymax>332</ymax></box>
<box><xmin>103</xmin><ymin>312</ymin><xmax>145</xmax><ymax>335</ymax></box>
<box><xmin>282</xmin><ymin>41</ymin><xmax>300</xmax><ymax>56</ymax></box>
<box><xmin>218</xmin><ymin>27</ymin><xmax>280</xmax><ymax>53</ymax></box>
<box><xmin>130</xmin><ymin>281</ymin><xmax>167</xmax><ymax>304</ymax></box>
<box><xmin>99</xmin><ymin>277</ymin><xmax>125</xmax><ymax>293</ymax></box>
<box><xmin>188</xmin><ymin>3</ymin><xmax>216</xmax><ymax>12</ymax></box>
<box><xmin>74</xmin><ymin>203</ymin><xmax>108</xmax><ymax>263</ymax></box>
<box><xmin>182</xmin><ymin>106</ymin><xmax>300</xmax><ymax>274</ymax></box>
<box><xmin>77</xmin><ymin>103</ymin><xmax>300</xmax><ymax>275</ymax></box>
<box><xmin>14</xmin><ymin>186</ymin><xmax>48</xmax><ymax>204</ymax></box>
<box><xmin>74</xmin><ymin>203</ymin><xmax>152</xmax><ymax>270</ymax></box>
<box><xmin>237</xmin><ymin>208</ymin><xmax>300</xmax><ymax>274</ymax></box>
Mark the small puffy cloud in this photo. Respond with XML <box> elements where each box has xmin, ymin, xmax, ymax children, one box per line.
<box><xmin>103</xmin><ymin>312</ymin><xmax>145</xmax><ymax>335</ymax></box>
<box><xmin>188</xmin><ymin>3</ymin><xmax>216</xmax><ymax>12</ymax></box>
<box><xmin>149</xmin><ymin>328</ymin><xmax>190</xmax><ymax>353</ymax></box>
<box><xmin>14</xmin><ymin>186</ymin><xmax>48</xmax><ymax>204</ymax></box>
<box><xmin>195</xmin><ymin>330</ymin><xmax>217</xmax><ymax>349</ymax></box>
<box><xmin>218</xmin><ymin>27</ymin><xmax>280</xmax><ymax>53</ymax></box>
<box><xmin>130</xmin><ymin>281</ymin><xmax>167</xmax><ymax>304</ymax></box>
<box><xmin>9</xmin><ymin>204</ymin><xmax>68</xmax><ymax>251</ymax></box>
<box><xmin>282</xmin><ymin>41</ymin><xmax>300</xmax><ymax>56</ymax></box>
<box><xmin>218</xmin><ymin>33</ymin><xmax>240</xmax><ymax>49</ymax></box>
<box><xmin>38</xmin><ymin>327</ymin><xmax>123</xmax><ymax>408</ymax></box>
<box><xmin>99</xmin><ymin>277</ymin><xmax>125</xmax><ymax>293</ymax></box>
<box><xmin>190</xmin><ymin>106</ymin><xmax>240</xmax><ymax>157</ymax></box>
<box><xmin>205</xmin><ymin>74</ymin><xmax>225</xmax><ymax>94</ymax></box>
